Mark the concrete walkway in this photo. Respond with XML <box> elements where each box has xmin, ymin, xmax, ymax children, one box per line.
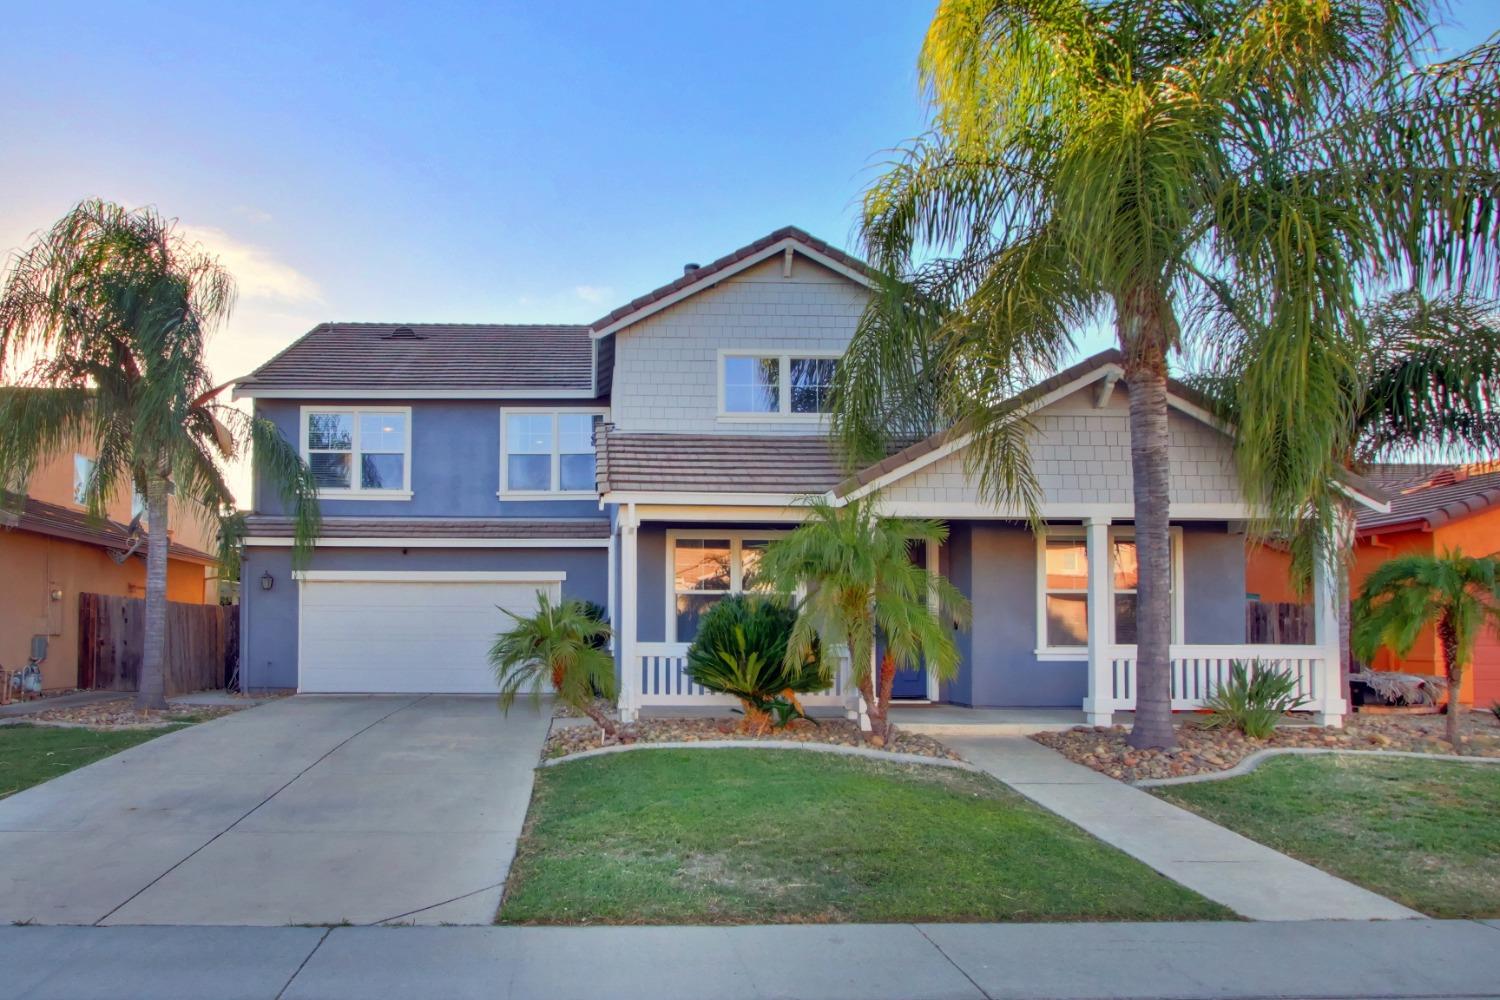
<box><xmin>2</xmin><ymin>920</ymin><xmax>1498</xmax><ymax>999</ymax></box>
<box><xmin>946</xmin><ymin>735</ymin><xmax>1421</xmax><ymax>921</ymax></box>
<box><xmin>0</xmin><ymin>694</ymin><xmax>552</xmax><ymax>926</ymax></box>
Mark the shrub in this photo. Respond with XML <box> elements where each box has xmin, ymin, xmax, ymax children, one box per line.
<box><xmin>1201</xmin><ymin>660</ymin><xmax>1308</xmax><ymax>739</ymax></box>
<box><xmin>684</xmin><ymin>595</ymin><xmax>828</xmax><ymax>734</ymax></box>
<box><xmin>490</xmin><ymin>593</ymin><xmax>617</xmax><ymax>735</ymax></box>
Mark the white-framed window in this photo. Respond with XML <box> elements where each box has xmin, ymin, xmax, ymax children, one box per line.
<box><xmin>499</xmin><ymin>408</ymin><xmax>607</xmax><ymax>497</ymax></box>
<box><xmin>667</xmin><ymin>530</ymin><xmax>785</xmax><ymax>641</ymax></box>
<box><xmin>718</xmin><ymin>350</ymin><xmax>841</xmax><ymax>419</ymax></box>
<box><xmin>1035</xmin><ymin>526</ymin><xmax>1184</xmax><ymax>658</ymax></box>
<box><xmin>73</xmin><ymin>454</ymin><xmax>94</xmax><ymax>505</ymax></box>
<box><xmin>299</xmin><ymin>406</ymin><xmax>412</xmax><ymax>499</ymax></box>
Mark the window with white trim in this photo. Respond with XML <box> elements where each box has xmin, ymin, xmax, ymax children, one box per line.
<box><xmin>670</xmin><ymin>532</ymin><xmax>780</xmax><ymax>641</ymax></box>
<box><xmin>500</xmin><ymin>409</ymin><xmax>605</xmax><ymax>496</ymax></box>
<box><xmin>1037</xmin><ymin>528</ymin><xmax>1181</xmax><ymax>654</ymax></box>
<box><xmin>720</xmin><ymin>352</ymin><xmax>839</xmax><ymax>417</ymax></box>
<box><xmin>302</xmin><ymin>407</ymin><xmax>411</xmax><ymax>496</ymax></box>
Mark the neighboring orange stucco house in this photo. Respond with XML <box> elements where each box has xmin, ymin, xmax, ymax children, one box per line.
<box><xmin>1247</xmin><ymin>463</ymin><xmax>1500</xmax><ymax>707</ymax></box>
<box><xmin>1</xmin><ymin>446</ymin><xmax>219</xmax><ymax>691</ymax></box>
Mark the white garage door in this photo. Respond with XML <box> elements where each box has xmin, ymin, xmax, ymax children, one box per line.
<box><xmin>298</xmin><ymin>571</ymin><xmax>565</xmax><ymax>693</ymax></box>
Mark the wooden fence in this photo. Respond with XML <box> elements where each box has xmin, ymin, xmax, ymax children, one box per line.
<box><xmin>78</xmin><ymin>593</ymin><xmax>237</xmax><ymax>694</ymax></box>
<box><xmin>1246</xmin><ymin>601</ymin><xmax>1314</xmax><ymax>645</ymax></box>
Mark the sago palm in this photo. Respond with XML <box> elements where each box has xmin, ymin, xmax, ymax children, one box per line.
<box><xmin>0</xmin><ymin>200</ymin><xmax>320</xmax><ymax>709</ymax></box>
<box><xmin>1352</xmin><ymin>551</ymin><xmax>1500</xmax><ymax>751</ymax></box>
<box><xmin>839</xmin><ymin>0</ymin><xmax>1500</xmax><ymax>748</ymax></box>
<box><xmin>490</xmin><ymin>592</ymin><xmax>618</xmax><ymax>736</ymax></box>
<box><xmin>756</xmin><ymin>497</ymin><xmax>970</xmax><ymax>743</ymax></box>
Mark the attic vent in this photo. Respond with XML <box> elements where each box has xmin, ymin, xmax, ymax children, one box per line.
<box><xmin>383</xmin><ymin>326</ymin><xmax>426</xmax><ymax>340</ymax></box>
<box><xmin>683</xmin><ymin>263</ymin><xmax>700</xmax><ymax>275</ymax></box>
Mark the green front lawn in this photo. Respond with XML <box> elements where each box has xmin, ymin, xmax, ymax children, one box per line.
<box><xmin>0</xmin><ymin>723</ymin><xmax>186</xmax><ymax>799</ymax></box>
<box><xmin>1154</xmin><ymin>755</ymin><xmax>1500</xmax><ymax>918</ymax></box>
<box><xmin>499</xmin><ymin>748</ymin><xmax>1232</xmax><ymax>924</ymax></box>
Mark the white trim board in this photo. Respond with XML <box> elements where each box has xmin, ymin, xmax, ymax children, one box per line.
<box><xmin>244</xmin><ymin>536</ymin><xmax>607</xmax><ymax>549</ymax></box>
<box><xmin>234</xmin><ymin>387</ymin><xmax>601</xmax><ymax>401</ymax></box>
<box><xmin>295</xmin><ymin>570</ymin><xmax>567</xmax><ymax>583</ymax></box>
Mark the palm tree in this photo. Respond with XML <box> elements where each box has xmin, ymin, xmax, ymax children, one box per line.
<box><xmin>1352</xmin><ymin>550</ymin><xmax>1500</xmax><ymax>750</ymax></box>
<box><xmin>757</xmin><ymin>497</ymin><xmax>970</xmax><ymax>744</ymax></box>
<box><xmin>0</xmin><ymin>200</ymin><xmax>320</xmax><ymax>709</ymax></box>
<box><xmin>839</xmin><ymin>1</ymin><xmax>1499</xmax><ymax>749</ymax></box>
<box><xmin>490</xmin><ymin>592</ymin><xmax>619</xmax><ymax>736</ymax></box>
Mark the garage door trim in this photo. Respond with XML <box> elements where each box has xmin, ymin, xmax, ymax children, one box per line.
<box><xmin>296</xmin><ymin>570</ymin><xmax>567</xmax><ymax>583</ymax></box>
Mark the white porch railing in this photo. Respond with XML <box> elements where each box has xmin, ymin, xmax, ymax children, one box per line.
<box><xmin>633</xmin><ymin>642</ymin><xmax>852</xmax><ymax>709</ymax></box>
<box><xmin>1094</xmin><ymin>644</ymin><xmax>1333</xmax><ymax>715</ymax></box>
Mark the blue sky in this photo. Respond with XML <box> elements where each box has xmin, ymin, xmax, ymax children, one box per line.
<box><xmin>1</xmin><ymin>2</ymin><xmax>1494</xmax><ymax>500</ymax></box>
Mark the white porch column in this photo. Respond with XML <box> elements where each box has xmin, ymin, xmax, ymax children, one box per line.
<box><xmin>618</xmin><ymin>504</ymin><xmax>640</xmax><ymax>724</ymax></box>
<box><xmin>1312</xmin><ymin>532</ymin><xmax>1349</xmax><ymax>728</ymax></box>
<box><xmin>925</xmin><ymin>536</ymin><xmax>941</xmax><ymax>702</ymax></box>
<box><xmin>1081</xmin><ymin>517</ymin><xmax>1114</xmax><ymax>726</ymax></box>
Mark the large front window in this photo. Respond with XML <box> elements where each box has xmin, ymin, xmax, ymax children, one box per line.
<box><xmin>1037</xmin><ymin>528</ymin><xmax>1180</xmax><ymax>655</ymax></box>
<box><xmin>302</xmin><ymin>408</ymin><xmax>410</xmax><ymax>496</ymax></box>
<box><xmin>501</xmin><ymin>409</ymin><xmax>604</xmax><ymax>496</ymax></box>
<box><xmin>671</xmin><ymin>533</ymin><xmax>779</xmax><ymax>641</ymax></box>
<box><xmin>720</xmin><ymin>352</ymin><xmax>839</xmax><ymax>417</ymax></box>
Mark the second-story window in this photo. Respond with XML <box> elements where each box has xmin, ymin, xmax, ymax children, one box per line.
<box><xmin>301</xmin><ymin>407</ymin><xmax>411</xmax><ymax>498</ymax></box>
<box><xmin>720</xmin><ymin>352</ymin><xmax>839</xmax><ymax>418</ymax></box>
<box><xmin>501</xmin><ymin>409</ymin><xmax>605</xmax><ymax>496</ymax></box>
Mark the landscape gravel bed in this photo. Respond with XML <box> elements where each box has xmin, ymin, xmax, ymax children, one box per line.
<box><xmin>11</xmin><ymin>697</ymin><xmax>244</xmax><ymax>730</ymax></box>
<box><xmin>1033</xmin><ymin>710</ymin><xmax>1500</xmax><ymax>782</ymax></box>
<box><xmin>544</xmin><ymin>716</ymin><xmax>962</xmax><ymax>761</ymax></box>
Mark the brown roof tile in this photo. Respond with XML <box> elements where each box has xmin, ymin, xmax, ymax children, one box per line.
<box><xmin>1357</xmin><ymin>463</ymin><xmax>1500</xmax><ymax>533</ymax></box>
<box><xmin>1</xmin><ymin>496</ymin><xmax>215</xmax><ymax>563</ymax></box>
<box><xmin>596</xmin><ymin>427</ymin><xmax>844</xmax><ymax>495</ymax></box>
<box><xmin>243</xmin><ymin>516</ymin><xmax>609</xmax><ymax>540</ymax></box>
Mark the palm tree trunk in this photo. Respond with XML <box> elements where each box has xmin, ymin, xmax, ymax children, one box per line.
<box><xmin>869</xmin><ymin>650</ymin><xmax>897</xmax><ymax>743</ymax></box>
<box><xmin>1122</xmin><ymin>299</ymin><xmax>1177</xmax><ymax>751</ymax></box>
<box><xmin>136</xmin><ymin>472</ymin><xmax>171</xmax><ymax>711</ymax></box>
<box><xmin>1438</xmin><ymin>616</ymin><xmax>1464</xmax><ymax>752</ymax></box>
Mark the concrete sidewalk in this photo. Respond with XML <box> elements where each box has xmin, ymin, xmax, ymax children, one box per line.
<box><xmin>2</xmin><ymin>920</ymin><xmax>1497</xmax><ymax>999</ymax></box>
<box><xmin>946</xmin><ymin>735</ymin><xmax>1421</xmax><ymax>921</ymax></box>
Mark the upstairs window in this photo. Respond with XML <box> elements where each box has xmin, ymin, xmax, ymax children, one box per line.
<box><xmin>501</xmin><ymin>409</ymin><xmax>605</xmax><ymax>496</ymax></box>
<box><xmin>301</xmin><ymin>407</ymin><xmax>411</xmax><ymax>497</ymax></box>
<box><xmin>720</xmin><ymin>352</ymin><xmax>839</xmax><ymax>418</ymax></box>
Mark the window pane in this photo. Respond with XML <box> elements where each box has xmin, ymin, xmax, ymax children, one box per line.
<box><xmin>1114</xmin><ymin>593</ymin><xmax>1138</xmax><ymax>645</ymax></box>
<box><xmin>1045</xmin><ymin>594</ymin><xmax>1089</xmax><ymax>647</ymax></box>
<box><xmin>361</xmin><ymin>453</ymin><xmax>404</xmax><ymax>490</ymax></box>
<box><xmin>310</xmin><ymin>452</ymin><xmax>351</xmax><ymax>489</ymax></box>
<box><xmin>558</xmin><ymin>413</ymin><xmax>597</xmax><ymax>454</ymax></box>
<box><xmin>508</xmin><ymin>454</ymin><xmax>551</xmax><ymax>491</ymax></box>
<box><xmin>307</xmin><ymin>413</ymin><xmax>353</xmax><ymax>451</ymax></box>
<box><xmin>1044</xmin><ymin>539</ymin><xmax>1088</xmax><ymax>590</ymax></box>
<box><xmin>724</xmin><ymin>356</ymin><xmax>779</xmax><ymax>413</ymax></box>
<box><xmin>674</xmin><ymin>539</ymin><xmax>730</xmax><ymax>592</ymax></box>
<box><xmin>559</xmin><ymin>453</ymin><xmax>596</xmax><ymax>492</ymax></box>
<box><xmin>739</xmin><ymin>539</ymin><xmax>775</xmax><ymax>593</ymax></box>
<box><xmin>359</xmin><ymin>412</ymin><xmax>406</xmax><ymax>453</ymax></box>
<box><xmin>675</xmin><ymin>594</ymin><xmax>724</xmax><ymax>642</ymax></box>
<box><xmin>790</xmin><ymin>358</ymin><xmax>836</xmax><ymax>413</ymax></box>
<box><xmin>1112</xmin><ymin>540</ymin><xmax>1139</xmax><ymax>590</ymax></box>
<box><xmin>508</xmin><ymin>413</ymin><xmax>553</xmax><ymax>454</ymax></box>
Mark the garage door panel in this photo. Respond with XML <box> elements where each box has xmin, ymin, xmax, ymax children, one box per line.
<box><xmin>299</xmin><ymin>578</ymin><xmax>558</xmax><ymax>693</ymax></box>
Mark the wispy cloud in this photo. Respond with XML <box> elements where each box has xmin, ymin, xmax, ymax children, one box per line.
<box><xmin>231</xmin><ymin>204</ymin><xmax>274</xmax><ymax>224</ymax></box>
<box><xmin>573</xmin><ymin>284</ymin><xmax>613</xmax><ymax>304</ymax></box>
<box><xmin>179</xmin><ymin>224</ymin><xmax>321</xmax><ymax>305</ymax></box>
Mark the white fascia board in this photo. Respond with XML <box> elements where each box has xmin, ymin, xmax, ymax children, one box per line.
<box><xmin>296</xmin><ymin>570</ymin><xmax>567</xmax><ymax>583</ymax></box>
<box><xmin>232</xmin><ymin>387</ymin><xmax>600</xmax><ymax>401</ymax></box>
<box><xmin>244</xmin><ymin>536</ymin><xmax>607</xmax><ymax>548</ymax></box>
<box><xmin>600</xmin><ymin>491</ymin><xmax>809</xmax><ymax>507</ymax></box>
<box><xmin>590</xmin><ymin>239</ymin><xmax>874</xmax><ymax>340</ymax></box>
<box><xmin>1333</xmin><ymin>479</ymin><xmax>1392</xmax><ymax>514</ymax></box>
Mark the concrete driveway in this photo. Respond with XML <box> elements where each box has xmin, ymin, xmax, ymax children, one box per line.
<box><xmin>0</xmin><ymin>695</ymin><xmax>552</xmax><ymax>926</ymax></box>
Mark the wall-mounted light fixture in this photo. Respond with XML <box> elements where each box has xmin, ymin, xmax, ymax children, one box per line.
<box><xmin>260</xmin><ymin>571</ymin><xmax>275</xmax><ymax>591</ymax></box>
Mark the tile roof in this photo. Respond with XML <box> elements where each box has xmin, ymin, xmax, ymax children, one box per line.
<box><xmin>244</xmin><ymin>516</ymin><xmax>610</xmax><ymax>540</ymax></box>
<box><xmin>595</xmin><ymin>427</ymin><xmax>845</xmax><ymax>495</ymax></box>
<box><xmin>1356</xmin><ymin>463</ymin><xmax>1500</xmax><ymax>532</ymax></box>
<box><xmin>235</xmin><ymin>323</ymin><xmax>596</xmax><ymax>394</ymax></box>
<box><xmin>1</xmin><ymin>496</ymin><xmax>216</xmax><ymax>564</ymax></box>
<box><xmin>589</xmin><ymin>226</ymin><xmax>873</xmax><ymax>334</ymax></box>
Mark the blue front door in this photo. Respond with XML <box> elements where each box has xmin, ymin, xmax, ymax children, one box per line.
<box><xmin>885</xmin><ymin>540</ymin><xmax>930</xmax><ymax>700</ymax></box>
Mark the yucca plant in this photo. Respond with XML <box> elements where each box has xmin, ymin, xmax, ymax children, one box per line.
<box><xmin>490</xmin><ymin>593</ymin><xmax>617</xmax><ymax>736</ymax></box>
<box><xmin>1201</xmin><ymin>661</ymin><xmax>1308</xmax><ymax>739</ymax></box>
<box><xmin>684</xmin><ymin>595</ymin><xmax>827</xmax><ymax>735</ymax></box>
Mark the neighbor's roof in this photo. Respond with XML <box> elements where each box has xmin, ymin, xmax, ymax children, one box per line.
<box><xmin>243</xmin><ymin>516</ymin><xmax>610</xmax><ymax>540</ymax></box>
<box><xmin>233</xmin><ymin>323</ymin><xmax>595</xmax><ymax>396</ymax></box>
<box><xmin>1</xmin><ymin>496</ymin><xmax>216</xmax><ymax>564</ymax></box>
<box><xmin>595</xmin><ymin>427</ymin><xmax>844</xmax><ymax>495</ymax></box>
<box><xmin>1356</xmin><ymin>463</ymin><xmax>1500</xmax><ymax>533</ymax></box>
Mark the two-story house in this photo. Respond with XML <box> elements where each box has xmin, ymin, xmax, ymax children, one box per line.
<box><xmin>234</xmin><ymin>227</ymin><xmax>1387</xmax><ymax>724</ymax></box>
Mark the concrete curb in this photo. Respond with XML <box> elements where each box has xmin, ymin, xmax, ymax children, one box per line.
<box><xmin>540</xmin><ymin>739</ymin><xmax>983</xmax><ymax>773</ymax></box>
<box><xmin>1135</xmin><ymin>746</ymin><xmax>1500</xmax><ymax>787</ymax></box>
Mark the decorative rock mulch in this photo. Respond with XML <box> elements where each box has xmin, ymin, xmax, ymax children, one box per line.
<box><xmin>1032</xmin><ymin>710</ymin><xmax>1500</xmax><ymax>783</ymax></box>
<box><xmin>544</xmin><ymin>716</ymin><xmax>962</xmax><ymax>762</ymax></box>
<box><xmin>17</xmin><ymin>698</ymin><xmax>243</xmax><ymax>730</ymax></box>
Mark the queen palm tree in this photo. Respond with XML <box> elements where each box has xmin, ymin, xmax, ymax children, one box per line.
<box><xmin>490</xmin><ymin>592</ymin><xmax>618</xmax><ymax>736</ymax></box>
<box><xmin>1353</xmin><ymin>550</ymin><xmax>1500</xmax><ymax>750</ymax></box>
<box><xmin>0</xmin><ymin>200</ymin><xmax>320</xmax><ymax>709</ymax></box>
<box><xmin>838</xmin><ymin>0</ymin><xmax>1500</xmax><ymax>748</ymax></box>
<box><xmin>756</xmin><ymin>497</ymin><xmax>970</xmax><ymax>744</ymax></box>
